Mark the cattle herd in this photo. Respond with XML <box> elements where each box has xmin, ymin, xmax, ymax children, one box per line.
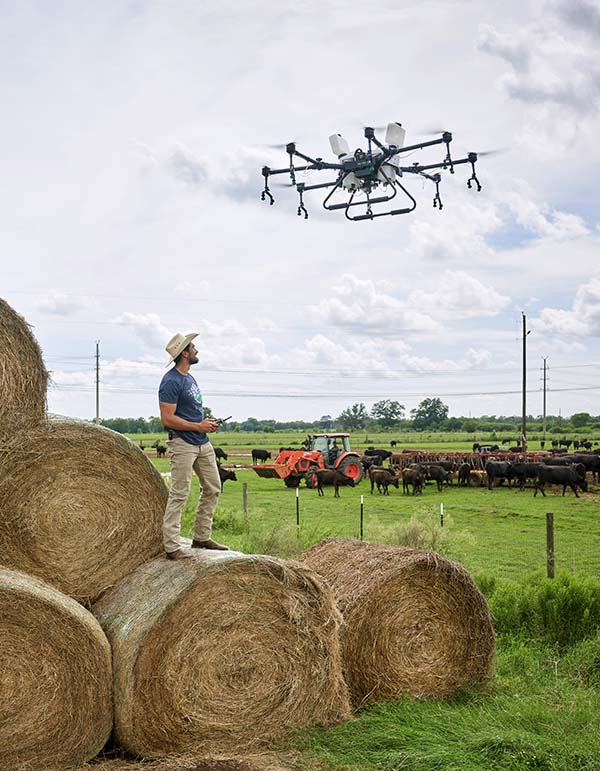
<box><xmin>148</xmin><ymin>440</ymin><xmax>599</xmax><ymax>498</ymax></box>
<box><xmin>357</xmin><ymin>447</ymin><xmax>597</xmax><ymax>499</ymax></box>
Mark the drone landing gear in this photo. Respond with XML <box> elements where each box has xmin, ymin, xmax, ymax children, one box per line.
<box><xmin>321</xmin><ymin>172</ymin><xmax>416</xmax><ymax>221</ymax></box>
<box><xmin>261</xmin><ymin>166</ymin><xmax>275</xmax><ymax>205</ymax></box>
<box><xmin>466</xmin><ymin>152</ymin><xmax>482</xmax><ymax>192</ymax></box>
<box><xmin>296</xmin><ymin>184</ymin><xmax>308</xmax><ymax>219</ymax></box>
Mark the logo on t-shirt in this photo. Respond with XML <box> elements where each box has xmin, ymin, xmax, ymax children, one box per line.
<box><xmin>189</xmin><ymin>382</ymin><xmax>202</xmax><ymax>405</ymax></box>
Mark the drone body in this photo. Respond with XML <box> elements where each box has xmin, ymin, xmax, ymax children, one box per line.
<box><xmin>260</xmin><ymin>122</ymin><xmax>483</xmax><ymax>221</ymax></box>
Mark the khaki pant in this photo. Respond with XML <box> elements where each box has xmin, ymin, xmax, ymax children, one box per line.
<box><xmin>163</xmin><ymin>437</ymin><xmax>221</xmax><ymax>553</ymax></box>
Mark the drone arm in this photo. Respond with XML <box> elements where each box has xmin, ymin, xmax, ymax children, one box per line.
<box><xmin>386</xmin><ymin>135</ymin><xmax>447</xmax><ymax>160</ymax></box>
<box><xmin>300</xmin><ymin>179</ymin><xmax>344</xmax><ymax>191</ymax></box>
<box><xmin>399</xmin><ymin>156</ymin><xmax>473</xmax><ymax>173</ymax></box>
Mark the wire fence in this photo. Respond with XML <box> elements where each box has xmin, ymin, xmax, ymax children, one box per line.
<box><xmin>214</xmin><ymin>474</ymin><xmax>600</xmax><ymax>582</ymax></box>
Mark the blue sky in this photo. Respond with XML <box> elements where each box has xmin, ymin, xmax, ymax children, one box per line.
<box><xmin>2</xmin><ymin>0</ymin><xmax>599</xmax><ymax>422</ymax></box>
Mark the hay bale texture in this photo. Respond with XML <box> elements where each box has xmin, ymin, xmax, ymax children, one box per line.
<box><xmin>0</xmin><ymin>297</ymin><xmax>48</xmax><ymax>437</ymax></box>
<box><xmin>0</xmin><ymin>417</ymin><xmax>166</xmax><ymax>602</ymax></box>
<box><xmin>0</xmin><ymin>567</ymin><xmax>112</xmax><ymax>771</ymax></box>
<box><xmin>298</xmin><ymin>538</ymin><xmax>495</xmax><ymax>705</ymax></box>
<box><xmin>67</xmin><ymin>752</ymin><xmax>294</xmax><ymax>771</ymax></box>
<box><xmin>93</xmin><ymin>551</ymin><xmax>351</xmax><ymax>757</ymax></box>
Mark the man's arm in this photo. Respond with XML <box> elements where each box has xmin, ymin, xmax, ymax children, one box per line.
<box><xmin>159</xmin><ymin>402</ymin><xmax>220</xmax><ymax>433</ymax></box>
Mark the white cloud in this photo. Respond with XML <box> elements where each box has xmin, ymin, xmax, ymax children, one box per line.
<box><xmin>406</xmin><ymin>194</ymin><xmax>502</xmax><ymax>263</ymax></box>
<box><xmin>36</xmin><ymin>291</ymin><xmax>89</xmax><ymax>316</ymax></box>
<box><xmin>504</xmin><ymin>185</ymin><xmax>589</xmax><ymax>240</ymax></box>
<box><xmin>533</xmin><ymin>276</ymin><xmax>600</xmax><ymax>336</ymax></box>
<box><xmin>477</xmin><ymin>3</ymin><xmax>600</xmax><ymax>154</ymax></box>
<box><xmin>112</xmin><ymin>312</ymin><xmax>173</xmax><ymax>348</ymax></box>
<box><xmin>406</xmin><ymin>271</ymin><xmax>509</xmax><ymax>320</ymax></box>
<box><xmin>314</xmin><ymin>274</ymin><xmax>439</xmax><ymax>332</ymax></box>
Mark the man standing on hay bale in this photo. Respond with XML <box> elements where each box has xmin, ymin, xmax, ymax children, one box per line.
<box><xmin>158</xmin><ymin>332</ymin><xmax>229</xmax><ymax>559</ymax></box>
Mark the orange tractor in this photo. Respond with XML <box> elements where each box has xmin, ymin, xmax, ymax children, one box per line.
<box><xmin>251</xmin><ymin>433</ymin><xmax>364</xmax><ymax>487</ymax></box>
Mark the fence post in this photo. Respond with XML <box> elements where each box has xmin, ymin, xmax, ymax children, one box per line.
<box><xmin>440</xmin><ymin>502</ymin><xmax>444</xmax><ymax>527</ymax></box>
<box><xmin>296</xmin><ymin>486</ymin><xmax>300</xmax><ymax>540</ymax></box>
<box><xmin>360</xmin><ymin>495</ymin><xmax>364</xmax><ymax>541</ymax></box>
<box><xmin>546</xmin><ymin>512</ymin><xmax>555</xmax><ymax>579</ymax></box>
<box><xmin>242</xmin><ymin>482</ymin><xmax>248</xmax><ymax>531</ymax></box>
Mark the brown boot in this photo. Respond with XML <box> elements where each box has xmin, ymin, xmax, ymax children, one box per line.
<box><xmin>165</xmin><ymin>549</ymin><xmax>193</xmax><ymax>560</ymax></box>
<box><xmin>190</xmin><ymin>538</ymin><xmax>229</xmax><ymax>551</ymax></box>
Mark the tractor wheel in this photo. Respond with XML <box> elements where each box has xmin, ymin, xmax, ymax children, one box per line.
<box><xmin>305</xmin><ymin>465</ymin><xmax>319</xmax><ymax>489</ymax></box>
<box><xmin>337</xmin><ymin>456</ymin><xmax>364</xmax><ymax>483</ymax></box>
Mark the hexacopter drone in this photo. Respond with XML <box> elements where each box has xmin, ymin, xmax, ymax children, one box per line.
<box><xmin>260</xmin><ymin>123</ymin><xmax>484</xmax><ymax>221</ymax></box>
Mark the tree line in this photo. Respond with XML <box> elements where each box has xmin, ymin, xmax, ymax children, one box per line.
<box><xmin>98</xmin><ymin>400</ymin><xmax>600</xmax><ymax>435</ymax></box>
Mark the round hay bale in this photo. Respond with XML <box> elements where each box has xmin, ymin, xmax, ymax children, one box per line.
<box><xmin>0</xmin><ymin>417</ymin><xmax>166</xmax><ymax>602</ymax></box>
<box><xmin>0</xmin><ymin>567</ymin><xmax>112</xmax><ymax>771</ymax></box>
<box><xmin>0</xmin><ymin>298</ymin><xmax>48</xmax><ymax>437</ymax></box>
<box><xmin>92</xmin><ymin>551</ymin><xmax>351</xmax><ymax>757</ymax></box>
<box><xmin>298</xmin><ymin>538</ymin><xmax>495</xmax><ymax>705</ymax></box>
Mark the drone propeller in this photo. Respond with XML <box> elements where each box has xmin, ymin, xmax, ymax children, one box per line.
<box><xmin>265</xmin><ymin>142</ymin><xmax>298</xmax><ymax>150</ymax></box>
<box><xmin>472</xmin><ymin>148</ymin><xmax>506</xmax><ymax>157</ymax></box>
<box><xmin>417</xmin><ymin>128</ymin><xmax>451</xmax><ymax>137</ymax></box>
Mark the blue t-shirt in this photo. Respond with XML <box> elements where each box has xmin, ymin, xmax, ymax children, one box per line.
<box><xmin>158</xmin><ymin>368</ymin><xmax>208</xmax><ymax>446</ymax></box>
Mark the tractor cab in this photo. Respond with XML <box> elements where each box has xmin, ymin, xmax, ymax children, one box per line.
<box><xmin>311</xmin><ymin>434</ymin><xmax>351</xmax><ymax>466</ymax></box>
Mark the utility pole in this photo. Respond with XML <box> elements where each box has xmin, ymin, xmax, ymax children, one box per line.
<box><xmin>542</xmin><ymin>357</ymin><xmax>548</xmax><ymax>443</ymax></box>
<box><xmin>521</xmin><ymin>313</ymin><xmax>530</xmax><ymax>452</ymax></box>
<box><xmin>95</xmin><ymin>340</ymin><xmax>100</xmax><ymax>425</ymax></box>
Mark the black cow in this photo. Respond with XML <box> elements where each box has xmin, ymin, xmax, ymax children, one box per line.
<box><xmin>360</xmin><ymin>455</ymin><xmax>382</xmax><ymax>472</ymax></box>
<box><xmin>534</xmin><ymin>464</ymin><xmax>587</xmax><ymax>498</ymax></box>
<box><xmin>364</xmin><ymin>448</ymin><xmax>393</xmax><ymax>461</ymax></box>
<box><xmin>284</xmin><ymin>474</ymin><xmax>303</xmax><ymax>488</ymax></box>
<box><xmin>251</xmin><ymin>449</ymin><xmax>272</xmax><ymax>464</ymax></box>
<box><xmin>217</xmin><ymin>465</ymin><xmax>237</xmax><ymax>488</ymax></box>
<box><xmin>422</xmin><ymin>464</ymin><xmax>449</xmax><ymax>492</ymax></box>
<box><xmin>390</xmin><ymin>440</ymin><xmax>398</xmax><ymax>447</ymax></box>
<box><xmin>458</xmin><ymin>463</ymin><xmax>471</xmax><ymax>487</ymax></box>
<box><xmin>156</xmin><ymin>444</ymin><xmax>167</xmax><ymax>458</ymax></box>
<box><xmin>512</xmin><ymin>462</ymin><xmax>542</xmax><ymax>491</ymax></box>
<box><xmin>485</xmin><ymin>461</ymin><xmax>515</xmax><ymax>489</ymax></box>
<box><xmin>571</xmin><ymin>453</ymin><xmax>600</xmax><ymax>481</ymax></box>
<box><xmin>214</xmin><ymin>447</ymin><xmax>228</xmax><ymax>461</ymax></box>
<box><xmin>315</xmin><ymin>469</ymin><xmax>355</xmax><ymax>497</ymax></box>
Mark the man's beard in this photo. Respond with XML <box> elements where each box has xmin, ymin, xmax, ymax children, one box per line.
<box><xmin>190</xmin><ymin>355</ymin><xmax>199</xmax><ymax>364</ymax></box>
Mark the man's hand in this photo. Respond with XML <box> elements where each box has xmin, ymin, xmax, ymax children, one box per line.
<box><xmin>198</xmin><ymin>418</ymin><xmax>221</xmax><ymax>433</ymax></box>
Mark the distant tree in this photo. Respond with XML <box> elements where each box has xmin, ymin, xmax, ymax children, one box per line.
<box><xmin>410</xmin><ymin>398</ymin><xmax>449</xmax><ymax>430</ymax></box>
<box><xmin>571</xmin><ymin>412</ymin><xmax>592</xmax><ymax>428</ymax></box>
<box><xmin>337</xmin><ymin>403</ymin><xmax>369</xmax><ymax>430</ymax></box>
<box><xmin>240</xmin><ymin>417</ymin><xmax>260</xmax><ymax>432</ymax></box>
<box><xmin>319</xmin><ymin>414</ymin><xmax>333</xmax><ymax>429</ymax></box>
<box><xmin>371</xmin><ymin>400</ymin><xmax>405</xmax><ymax>428</ymax></box>
<box><xmin>462</xmin><ymin>418</ymin><xmax>479</xmax><ymax>433</ymax></box>
<box><xmin>443</xmin><ymin>417</ymin><xmax>463</xmax><ymax>431</ymax></box>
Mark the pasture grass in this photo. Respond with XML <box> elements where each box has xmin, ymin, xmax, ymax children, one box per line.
<box><xmin>293</xmin><ymin>635</ymin><xmax>600</xmax><ymax>770</ymax></box>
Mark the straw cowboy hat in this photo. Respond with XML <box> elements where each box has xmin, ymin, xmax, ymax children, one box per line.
<box><xmin>165</xmin><ymin>332</ymin><xmax>198</xmax><ymax>366</ymax></box>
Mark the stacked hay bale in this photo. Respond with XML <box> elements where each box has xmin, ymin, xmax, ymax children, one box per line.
<box><xmin>299</xmin><ymin>538</ymin><xmax>495</xmax><ymax>706</ymax></box>
<box><xmin>0</xmin><ymin>417</ymin><xmax>166</xmax><ymax>603</ymax></box>
<box><xmin>0</xmin><ymin>567</ymin><xmax>112</xmax><ymax>771</ymax></box>
<box><xmin>93</xmin><ymin>551</ymin><xmax>351</xmax><ymax>757</ymax></box>
<box><xmin>0</xmin><ymin>298</ymin><xmax>48</xmax><ymax>439</ymax></box>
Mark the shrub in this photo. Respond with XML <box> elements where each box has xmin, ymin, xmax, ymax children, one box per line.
<box><xmin>489</xmin><ymin>573</ymin><xmax>600</xmax><ymax>648</ymax></box>
<box><xmin>562</xmin><ymin>634</ymin><xmax>600</xmax><ymax>687</ymax></box>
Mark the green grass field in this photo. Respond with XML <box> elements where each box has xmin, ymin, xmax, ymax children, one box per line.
<box><xmin>132</xmin><ymin>430</ymin><xmax>600</xmax><ymax>771</ymax></box>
